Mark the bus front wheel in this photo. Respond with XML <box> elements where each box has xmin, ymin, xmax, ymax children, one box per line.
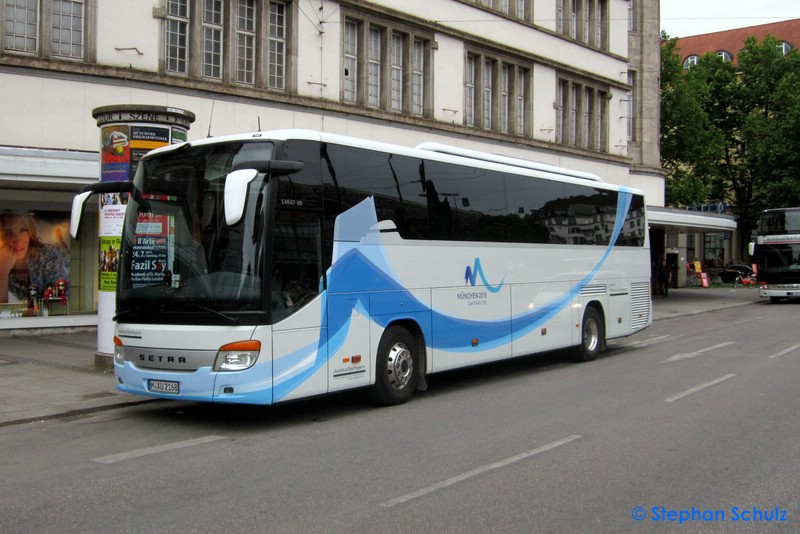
<box><xmin>368</xmin><ymin>326</ymin><xmax>418</xmax><ymax>406</ymax></box>
<box><xmin>574</xmin><ymin>307</ymin><xmax>605</xmax><ymax>363</ymax></box>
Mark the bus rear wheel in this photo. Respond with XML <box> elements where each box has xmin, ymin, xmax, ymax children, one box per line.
<box><xmin>574</xmin><ymin>307</ymin><xmax>605</xmax><ymax>363</ymax></box>
<box><xmin>368</xmin><ymin>326</ymin><xmax>418</xmax><ymax>406</ymax></box>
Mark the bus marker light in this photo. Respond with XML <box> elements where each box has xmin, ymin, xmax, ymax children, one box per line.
<box><xmin>352</xmin><ymin>355</ymin><xmax>362</xmax><ymax>363</ymax></box>
<box><xmin>471</xmin><ymin>339</ymin><xmax>479</xmax><ymax>347</ymax></box>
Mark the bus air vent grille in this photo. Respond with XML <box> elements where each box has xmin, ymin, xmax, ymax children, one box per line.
<box><xmin>579</xmin><ymin>284</ymin><xmax>607</xmax><ymax>297</ymax></box>
<box><xmin>630</xmin><ymin>282</ymin><xmax>651</xmax><ymax>330</ymax></box>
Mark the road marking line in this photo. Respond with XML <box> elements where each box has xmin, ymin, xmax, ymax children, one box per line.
<box><xmin>664</xmin><ymin>374</ymin><xmax>737</xmax><ymax>403</ymax></box>
<box><xmin>768</xmin><ymin>343</ymin><xmax>800</xmax><ymax>359</ymax></box>
<box><xmin>662</xmin><ymin>342</ymin><xmax>735</xmax><ymax>363</ymax></box>
<box><xmin>617</xmin><ymin>334</ymin><xmax>672</xmax><ymax>349</ymax></box>
<box><xmin>380</xmin><ymin>434</ymin><xmax>582</xmax><ymax>508</ymax></box>
<box><xmin>92</xmin><ymin>435</ymin><xmax>225</xmax><ymax>464</ymax></box>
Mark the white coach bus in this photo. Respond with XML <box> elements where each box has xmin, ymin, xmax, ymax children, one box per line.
<box><xmin>72</xmin><ymin>130</ymin><xmax>652</xmax><ymax>406</ymax></box>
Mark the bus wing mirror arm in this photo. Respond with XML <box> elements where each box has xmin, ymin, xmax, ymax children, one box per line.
<box><xmin>70</xmin><ymin>181</ymin><xmax>134</xmax><ymax>239</ymax></box>
<box><xmin>224</xmin><ymin>161</ymin><xmax>304</xmax><ymax>226</ymax></box>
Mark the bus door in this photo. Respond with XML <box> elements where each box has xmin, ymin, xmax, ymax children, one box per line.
<box><xmin>270</xmin><ymin>209</ymin><xmax>329</xmax><ymax>402</ymax></box>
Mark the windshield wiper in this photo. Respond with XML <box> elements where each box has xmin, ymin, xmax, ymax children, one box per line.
<box><xmin>189</xmin><ymin>302</ymin><xmax>240</xmax><ymax>325</ymax></box>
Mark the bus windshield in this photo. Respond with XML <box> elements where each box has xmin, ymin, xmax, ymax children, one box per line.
<box><xmin>117</xmin><ymin>141</ymin><xmax>273</xmax><ymax>325</ymax></box>
<box><xmin>758</xmin><ymin>210</ymin><xmax>800</xmax><ymax>235</ymax></box>
<box><xmin>758</xmin><ymin>243</ymin><xmax>800</xmax><ymax>273</ymax></box>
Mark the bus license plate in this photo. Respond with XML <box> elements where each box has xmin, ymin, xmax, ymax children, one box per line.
<box><xmin>148</xmin><ymin>379</ymin><xmax>180</xmax><ymax>394</ymax></box>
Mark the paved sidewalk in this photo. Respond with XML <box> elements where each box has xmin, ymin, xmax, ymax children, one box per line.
<box><xmin>0</xmin><ymin>330</ymin><xmax>151</xmax><ymax>427</ymax></box>
<box><xmin>0</xmin><ymin>286</ymin><xmax>763</xmax><ymax>427</ymax></box>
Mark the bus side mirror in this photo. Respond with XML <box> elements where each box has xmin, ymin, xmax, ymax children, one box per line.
<box><xmin>70</xmin><ymin>181</ymin><xmax>134</xmax><ymax>239</ymax></box>
<box><xmin>748</xmin><ymin>242</ymin><xmax>755</xmax><ymax>256</ymax></box>
<box><xmin>224</xmin><ymin>169</ymin><xmax>259</xmax><ymax>226</ymax></box>
<box><xmin>70</xmin><ymin>191</ymin><xmax>94</xmax><ymax>239</ymax></box>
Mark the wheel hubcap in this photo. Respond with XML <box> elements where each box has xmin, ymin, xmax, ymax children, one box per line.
<box><xmin>387</xmin><ymin>342</ymin><xmax>413</xmax><ymax>390</ymax></box>
<box><xmin>584</xmin><ymin>319</ymin><xmax>599</xmax><ymax>352</ymax></box>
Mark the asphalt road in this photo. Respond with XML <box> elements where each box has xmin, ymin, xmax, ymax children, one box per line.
<box><xmin>1</xmin><ymin>299</ymin><xmax>798</xmax><ymax>533</ymax></box>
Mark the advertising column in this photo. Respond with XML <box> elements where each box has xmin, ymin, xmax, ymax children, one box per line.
<box><xmin>92</xmin><ymin>105</ymin><xmax>195</xmax><ymax>358</ymax></box>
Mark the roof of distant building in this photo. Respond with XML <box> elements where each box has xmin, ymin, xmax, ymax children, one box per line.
<box><xmin>673</xmin><ymin>18</ymin><xmax>800</xmax><ymax>66</ymax></box>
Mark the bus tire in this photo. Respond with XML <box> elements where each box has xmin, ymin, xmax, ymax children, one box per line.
<box><xmin>574</xmin><ymin>307</ymin><xmax>604</xmax><ymax>363</ymax></box>
<box><xmin>769</xmin><ymin>297</ymin><xmax>784</xmax><ymax>303</ymax></box>
<box><xmin>368</xmin><ymin>326</ymin><xmax>418</xmax><ymax>406</ymax></box>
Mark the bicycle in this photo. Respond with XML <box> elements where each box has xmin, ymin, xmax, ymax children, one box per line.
<box><xmin>732</xmin><ymin>272</ymin><xmax>756</xmax><ymax>288</ymax></box>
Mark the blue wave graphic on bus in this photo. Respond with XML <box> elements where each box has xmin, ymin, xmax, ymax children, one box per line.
<box><xmin>464</xmin><ymin>258</ymin><xmax>505</xmax><ymax>293</ymax></box>
<box><xmin>272</xmin><ymin>192</ymin><xmax>634</xmax><ymax>400</ymax></box>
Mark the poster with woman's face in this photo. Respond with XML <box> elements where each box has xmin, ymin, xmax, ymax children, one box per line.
<box><xmin>0</xmin><ymin>210</ymin><xmax>71</xmax><ymax>305</ymax></box>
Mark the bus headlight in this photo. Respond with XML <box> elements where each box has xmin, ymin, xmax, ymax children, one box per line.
<box><xmin>214</xmin><ymin>340</ymin><xmax>261</xmax><ymax>371</ymax></box>
<box><xmin>114</xmin><ymin>336</ymin><xmax>125</xmax><ymax>364</ymax></box>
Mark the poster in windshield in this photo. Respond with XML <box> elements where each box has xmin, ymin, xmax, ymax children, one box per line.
<box><xmin>130</xmin><ymin>213</ymin><xmax>174</xmax><ymax>288</ymax></box>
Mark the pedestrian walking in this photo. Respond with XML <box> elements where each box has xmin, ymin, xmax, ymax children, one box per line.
<box><xmin>657</xmin><ymin>259</ymin><xmax>672</xmax><ymax>298</ymax></box>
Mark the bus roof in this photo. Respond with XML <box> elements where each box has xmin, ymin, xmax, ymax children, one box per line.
<box><xmin>414</xmin><ymin>142</ymin><xmax>604</xmax><ymax>182</ymax></box>
<box><xmin>762</xmin><ymin>207</ymin><xmax>800</xmax><ymax>213</ymax></box>
<box><xmin>147</xmin><ymin>129</ymin><xmax>631</xmax><ymax>191</ymax></box>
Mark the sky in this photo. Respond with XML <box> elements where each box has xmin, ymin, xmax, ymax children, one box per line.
<box><xmin>660</xmin><ymin>0</ymin><xmax>800</xmax><ymax>38</ymax></box>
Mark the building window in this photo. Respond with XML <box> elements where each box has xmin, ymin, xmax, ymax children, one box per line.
<box><xmin>466</xmin><ymin>0</ymin><xmax>529</xmax><ymax>22</ymax></box>
<box><xmin>500</xmin><ymin>65</ymin><xmax>510</xmax><ymax>133</ymax></box>
<box><xmin>235</xmin><ymin>0</ymin><xmax>256</xmax><ymax>84</ymax></box>
<box><xmin>341</xmin><ymin>13</ymin><xmax>431</xmax><ymax>117</ymax></box>
<box><xmin>166</xmin><ymin>0</ymin><xmax>189</xmax><ymax>73</ymax></box>
<box><xmin>557</xmin><ymin>0</ymin><xmax>607</xmax><ymax>49</ymax></box>
<box><xmin>716</xmin><ymin>50</ymin><xmax>732</xmax><ymax>62</ymax></box>
<box><xmin>343</xmin><ymin>19</ymin><xmax>358</xmax><ymax>103</ymax></box>
<box><xmin>778</xmin><ymin>41</ymin><xmax>793</xmax><ymax>55</ymax></box>
<box><xmin>52</xmin><ymin>0</ymin><xmax>85</xmax><ymax>58</ymax></box>
<box><xmin>268</xmin><ymin>1</ymin><xmax>286</xmax><ymax>90</ymax></box>
<box><xmin>3</xmin><ymin>0</ymin><xmax>91</xmax><ymax>60</ymax></box>
<box><xmin>683</xmin><ymin>55</ymin><xmax>699</xmax><ymax>69</ymax></box>
<box><xmin>627</xmin><ymin>71</ymin><xmax>636</xmax><ymax>142</ymax></box>
<box><xmin>627</xmin><ymin>0</ymin><xmax>636</xmax><ymax>32</ymax></box>
<box><xmin>465</xmin><ymin>50</ymin><xmax>531</xmax><ymax>135</ymax></box>
<box><xmin>583</xmin><ymin>86</ymin><xmax>594</xmax><ymax>148</ymax></box>
<box><xmin>515</xmin><ymin>68</ymin><xmax>527</xmax><ymax>135</ymax></box>
<box><xmin>412</xmin><ymin>39</ymin><xmax>425</xmax><ymax>116</ymax></box>
<box><xmin>569</xmin><ymin>83</ymin><xmax>579</xmax><ymax>146</ymax></box>
<box><xmin>4</xmin><ymin>0</ymin><xmax>38</xmax><ymax>53</ymax></box>
<box><xmin>483</xmin><ymin>59</ymin><xmax>494</xmax><ymax>130</ymax></box>
<box><xmin>390</xmin><ymin>33</ymin><xmax>403</xmax><ymax>111</ymax></box>
<box><xmin>367</xmin><ymin>27</ymin><xmax>382</xmax><ymax>108</ymax></box>
<box><xmin>465</xmin><ymin>55</ymin><xmax>476</xmax><ymax>127</ymax></box>
<box><xmin>202</xmin><ymin>0</ymin><xmax>224</xmax><ymax>79</ymax></box>
<box><xmin>164</xmin><ymin>0</ymin><xmax>292</xmax><ymax>91</ymax></box>
<box><xmin>556</xmin><ymin>77</ymin><xmax>608</xmax><ymax>152</ymax></box>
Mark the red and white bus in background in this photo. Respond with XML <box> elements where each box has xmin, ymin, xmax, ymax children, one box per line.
<box><xmin>751</xmin><ymin>207</ymin><xmax>800</xmax><ymax>303</ymax></box>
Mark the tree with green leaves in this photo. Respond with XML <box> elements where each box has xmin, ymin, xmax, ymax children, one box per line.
<box><xmin>660</xmin><ymin>32</ymin><xmax>800</xmax><ymax>258</ymax></box>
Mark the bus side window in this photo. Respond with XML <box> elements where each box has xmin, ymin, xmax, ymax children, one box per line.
<box><xmin>271</xmin><ymin>210</ymin><xmax>323</xmax><ymax>320</ymax></box>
